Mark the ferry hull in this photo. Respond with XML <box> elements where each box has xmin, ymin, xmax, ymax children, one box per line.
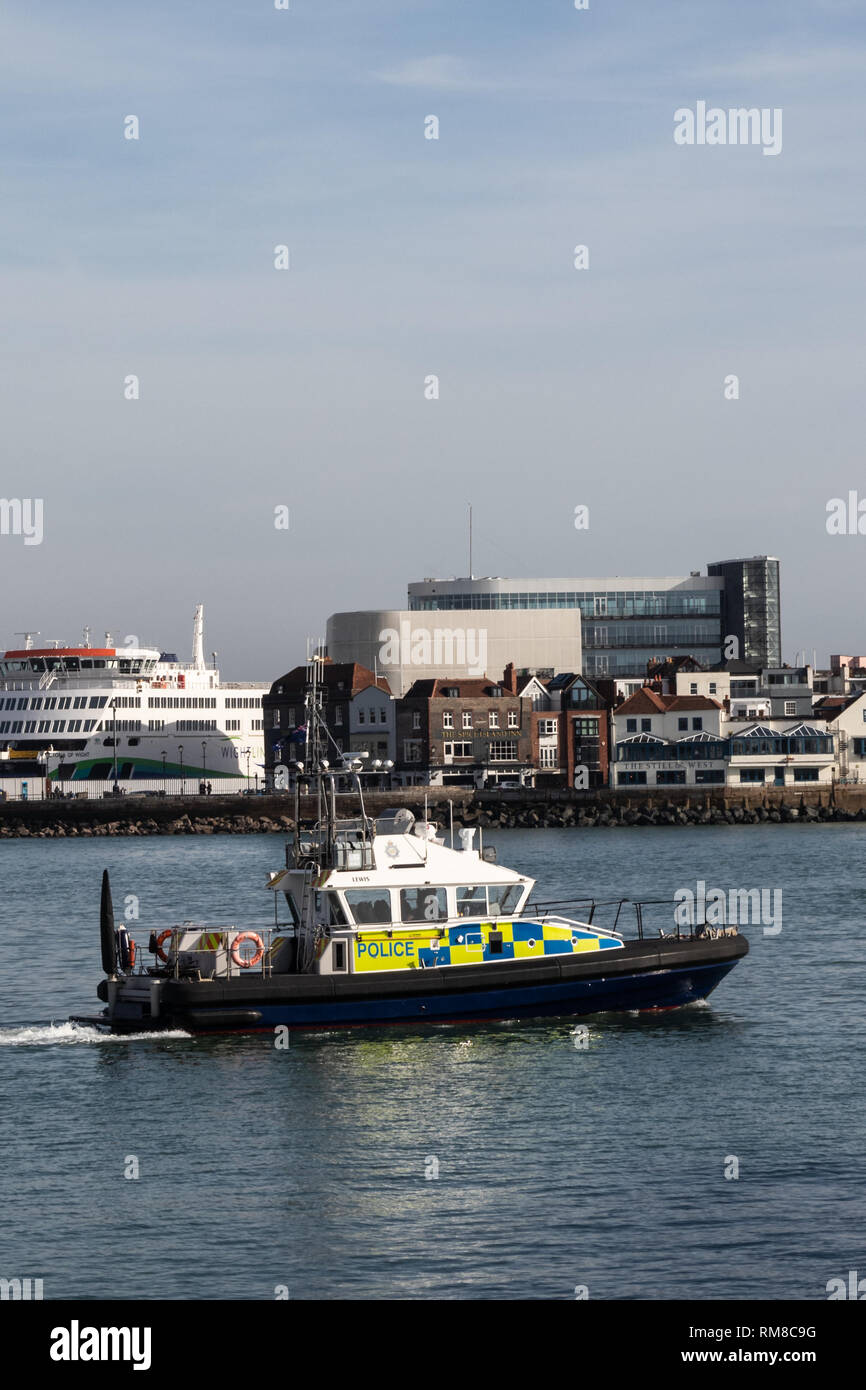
<box><xmin>92</xmin><ymin>935</ymin><xmax>748</xmax><ymax>1035</ymax></box>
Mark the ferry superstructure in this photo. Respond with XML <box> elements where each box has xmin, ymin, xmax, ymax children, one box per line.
<box><xmin>0</xmin><ymin>606</ymin><xmax>267</xmax><ymax>788</ymax></box>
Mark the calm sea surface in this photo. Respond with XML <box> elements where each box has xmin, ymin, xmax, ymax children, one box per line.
<box><xmin>1</xmin><ymin>825</ymin><xmax>864</xmax><ymax>1300</ymax></box>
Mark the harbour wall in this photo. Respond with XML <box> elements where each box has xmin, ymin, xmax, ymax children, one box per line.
<box><xmin>3</xmin><ymin>785</ymin><xmax>866</xmax><ymax>837</ymax></box>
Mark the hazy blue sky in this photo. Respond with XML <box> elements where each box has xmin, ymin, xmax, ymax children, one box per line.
<box><xmin>1</xmin><ymin>1</ymin><xmax>863</xmax><ymax>675</ymax></box>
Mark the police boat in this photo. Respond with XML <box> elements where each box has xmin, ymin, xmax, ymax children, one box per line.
<box><xmin>72</xmin><ymin>684</ymin><xmax>747</xmax><ymax>1036</ymax></box>
<box><xmin>73</xmin><ymin>800</ymin><xmax>748</xmax><ymax>1035</ymax></box>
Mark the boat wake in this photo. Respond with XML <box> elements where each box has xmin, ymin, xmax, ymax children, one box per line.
<box><xmin>0</xmin><ymin>1022</ymin><xmax>191</xmax><ymax>1046</ymax></box>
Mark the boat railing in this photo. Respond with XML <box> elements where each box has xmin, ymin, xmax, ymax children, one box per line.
<box><xmin>113</xmin><ymin>897</ymin><xmax>735</xmax><ymax>984</ymax></box>
<box><xmin>521</xmin><ymin>898</ymin><xmax>740</xmax><ymax>942</ymax></box>
<box><xmin>290</xmin><ymin>820</ymin><xmax>376</xmax><ymax>871</ymax></box>
<box><xmin>117</xmin><ymin>923</ymin><xmax>298</xmax><ymax>980</ymax></box>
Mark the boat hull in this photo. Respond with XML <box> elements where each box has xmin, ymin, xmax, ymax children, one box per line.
<box><xmin>90</xmin><ymin>934</ymin><xmax>748</xmax><ymax>1034</ymax></box>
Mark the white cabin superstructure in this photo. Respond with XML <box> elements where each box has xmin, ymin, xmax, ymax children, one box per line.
<box><xmin>259</xmin><ymin>805</ymin><xmax>624</xmax><ymax>979</ymax></box>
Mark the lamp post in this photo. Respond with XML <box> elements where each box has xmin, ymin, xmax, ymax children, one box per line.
<box><xmin>202</xmin><ymin>739</ymin><xmax>207</xmax><ymax>793</ymax></box>
<box><xmin>241</xmin><ymin>746</ymin><xmax>251</xmax><ymax>790</ymax></box>
<box><xmin>178</xmin><ymin>744</ymin><xmax>184</xmax><ymax>797</ymax></box>
<box><xmin>161</xmin><ymin>751</ymin><xmax>167</xmax><ymax>797</ymax></box>
<box><xmin>111</xmin><ymin>698</ymin><xmax>119</xmax><ymax>793</ymax></box>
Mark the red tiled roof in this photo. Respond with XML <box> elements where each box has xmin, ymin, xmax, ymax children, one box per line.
<box><xmin>617</xmin><ymin>690</ymin><xmax>722</xmax><ymax>715</ymax></box>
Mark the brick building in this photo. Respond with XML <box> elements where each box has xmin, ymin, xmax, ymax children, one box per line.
<box><xmin>521</xmin><ymin>672</ymin><xmax>611</xmax><ymax>788</ymax></box>
<box><xmin>396</xmin><ymin>668</ymin><xmax>533</xmax><ymax>787</ymax></box>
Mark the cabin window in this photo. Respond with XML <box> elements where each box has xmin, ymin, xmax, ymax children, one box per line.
<box><xmin>332</xmin><ymin>941</ymin><xmax>347</xmax><ymax>971</ymax></box>
<box><xmin>345</xmin><ymin>889</ymin><xmax>392</xmax><ymax>924</ymax></box>
<box><xmin>487</xmin><ymin>885</ymin><xmax>523</xmax><ymax>916</ymax></box>
<box><xmin>400</xmin><ymin>887</ymin><xmax>446</xmax><ymax>923</ymax></box>
<box><xmin>456</xmin><ymin>885</ymin><xmax>487</xmax><ymax>917</ymax></box>
<box><xmin>315</xmin><ymin>891</ymin><xmax>347</xmax><ymax>925</ymax></box>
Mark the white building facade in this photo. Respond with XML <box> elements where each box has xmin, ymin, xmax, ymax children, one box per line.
<box><xmin>611</xmin><ymin>690</ymin><xmax>835</xmax><ymax>788</ymax></box>
<box><xmin>326</xmin><ymin>608</ymin><xmax>582</xmax><ymax>697</ymax></box>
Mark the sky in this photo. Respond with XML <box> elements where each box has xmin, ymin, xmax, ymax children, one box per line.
<box><xmin>0</xmin><ymin>0</ymin><xmax>863</xmax><ymax>676</ymax></box>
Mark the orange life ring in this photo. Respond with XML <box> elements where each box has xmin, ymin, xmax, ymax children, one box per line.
<box><xmin>155</xmin><ymin>929</ymin><xmax>175</xmax><ymax>963</ymax></box>
<box><xmin>231</xmin><ymin>932</ymin><xmax>264</xmax><ymax>968</ymax></box>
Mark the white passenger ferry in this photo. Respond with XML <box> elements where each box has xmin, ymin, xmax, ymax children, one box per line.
<box><xmin>0</xmin><ymin>606</ymin><xmax>267</xmax><ymax>790</ymax></box>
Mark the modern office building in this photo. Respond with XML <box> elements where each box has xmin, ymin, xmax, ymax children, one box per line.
<box><xmin>706</xmin><ymin>557</ymin><xmax>781</xmax><ymax>667</ymax></box>
<box><xmin>327</xmin><ymin>558</ymin><xmax>781</xmax><ymax>686</ymax></box>
<box><xmin>407</xmin><ymin>573</ymin><xmax>726</xmax><ymax>679</ymax></box>
<box><xmin>325</xmin><ymin>607</ymin><xmax>582</xmax><ymax>697</ymax></box>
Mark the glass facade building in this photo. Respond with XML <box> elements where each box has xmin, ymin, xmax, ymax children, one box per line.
<box><xmin>408</xmin><ymin>575</ymin><xmax>730</xmax><ymax>678</ymax></box>
<box><xmin>706</xmin><ymin>557</ymin><xmax>782</xmax><ymax>667</ymax></box>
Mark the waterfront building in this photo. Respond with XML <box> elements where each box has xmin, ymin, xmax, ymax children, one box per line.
<box><xmin>326</xmin><ymin>607</ymin><xmax>581</xmax><ymax>697</ymax></box>
<box><xmin>672</xmin><ymin>664</ymin><xmax>814</xmax><ymax>718</ymax></box>
<box><xmin>610</xmin><ymin>689</ymin><xmax>834</xmax><ymax>788</ymax></box>
<box><xmin>263</xmin><ymin>661</ymin><xmax>394</xmax><ymax>784</ymax></box>
<box><xmin>818</xmin><ymin>691</ymin><xmax>866</xmax><ymax>783</ymax></box>
<box><xmin>407</xmin><ymin>573</ymin><xmax>723</xmax><ymax>679</ymax></box>
<box><xmin>520</xmin><ymin>672</ymin><xmax>611</xmax><ymax>789</ymax></box>
<box><xmin>813</xmin><ymin>657</ymin><xmax>866</xmax><ymax>699</ymax></box>
<box><xmin>396</xmin><ymin>669</ymin><xmax>533</xmax><ymax>788</ymax></box>
<box><xmin>328</xmin><ymin>556</ymin><xmax>781</xmax><ymax>686</ymax></box>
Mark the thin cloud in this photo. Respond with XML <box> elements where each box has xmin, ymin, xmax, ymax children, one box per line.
<box><xmin>697</xmin><ymin>45</ymin><xmax>866</xmax><ymax>82</ymax></box>
<box><xmin>376</xmin><ymin>54</ymin><xmax>505</xmax><ymax>92</ymax></box>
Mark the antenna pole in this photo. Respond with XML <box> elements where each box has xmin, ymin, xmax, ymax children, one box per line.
<box><xmin>468</xmin><ymin>503</ymin><xmax>472</xmax><ymax>579</ymax></box>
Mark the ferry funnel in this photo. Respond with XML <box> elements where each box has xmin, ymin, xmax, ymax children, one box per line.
<box><xmin>192</xmin><ymin>603</ymin><xmax>205</xmax><ymax>671</ymax></box>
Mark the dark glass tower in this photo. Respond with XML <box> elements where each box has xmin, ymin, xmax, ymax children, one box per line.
<box><xmin>707</xmin><ymin>557</ymin><xmax>781</xmax><ymax>667</ymax></box>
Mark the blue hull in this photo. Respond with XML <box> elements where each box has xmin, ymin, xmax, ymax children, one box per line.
<box><xmin>176</xmin><ymin>959</ymin><xmax>739</xmax><ymax>1032</ymax></box>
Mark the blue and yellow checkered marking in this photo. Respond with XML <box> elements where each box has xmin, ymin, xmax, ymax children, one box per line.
<box><xmin>353</xmin><ymin>921</ymin><xmax>620</xmax><ymax>972</ymax></box>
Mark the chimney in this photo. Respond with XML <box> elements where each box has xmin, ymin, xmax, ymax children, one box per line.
<box><xmin>503</xmin><ymin>661</ymin><xmax>518</xmax><ymax>695</ymax></box>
